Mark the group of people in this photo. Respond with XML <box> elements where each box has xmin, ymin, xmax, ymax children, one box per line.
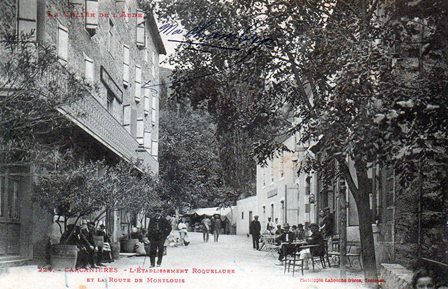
<box><xmin>249</xmin><ymin>207</ymin><xmax>334</xmax><ymax>269</ymax></box>
<box><xmin>60</xmin><ymin>221</ymin><xmax>112</xmax><ymax>269</ymax></box>
<box><xmin>200</xmin><ymin>215</ymin><xmax>222</xmax><ymax>243</ymax></box>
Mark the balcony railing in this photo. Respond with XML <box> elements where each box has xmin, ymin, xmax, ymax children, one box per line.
<box><xmin>59</xmin><ymin>92</ymin><xmax>158</xmax><ymax>173</ymax></box>
<box><xmin>39</xmin><ymin>66</ymin><xmax>158</xmax><ymax>173</ymax></box>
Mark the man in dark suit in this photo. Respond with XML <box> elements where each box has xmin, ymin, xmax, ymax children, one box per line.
<box><xmin>147</xmin><ymin>207</ymin><xmax>172</xmax><ymax>267</ymax></box>
<box><xmin>249</xmin><ymin>215</ymin><xmax>261</xmax><ymax>250</ymax></box>
<box><xmin>275</xmin><ymin>224</ymin><xmax>296</xmax><ymax>264</ymax></box>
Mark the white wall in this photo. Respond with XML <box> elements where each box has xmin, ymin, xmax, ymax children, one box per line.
<box><xmin>236</xmin><ymin>196</ymin><xmax>257</xmax><ymax>235</ymax></box>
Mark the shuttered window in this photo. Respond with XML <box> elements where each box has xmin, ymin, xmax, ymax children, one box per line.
<box><xmin>85</xmin><ymin>0</ymin><xmax>99</xmax><ymax>31</ymax></box>
<box><xmin>151</xmin><ymin>94</ymin><xmax>157</xmax><ymax>124</ymax></box>
<box><xmin>84</xmin><ymin>54</ymin><xmax>94</xmax><ymax>82</ymax></box>
<box><xmin>151</xmin><ymin>140</ymin><xmax>158</xmax><ymax>158</ymax></box>
<box><xmin>57</xmin><ymin>25</ymin><xmax>69</xmax><ymax>63</ymax></box>
<box><xmin>123</xmin><ymin>104</ymin><xmax>131</xmax><ymax>132</ymax></box>
<box><xmin>135</xmin><ymin>65</ymin><xmax>142</xmax><ymax>102</ymax></box>
<box><xmin>144</xmin><ymin>131</ymin><xmax>152</xmax><ymax>151</ymax></box>
<box><xmin>123</xmin><ymin>45</ymin><xmax>129</xmax><ymax>86</ymax></box>
<box><xmin>144</xmin><ymin>87</ymin><xmax>150</xmax><ymax>115</ymax></box>
<box><xmin>17</xmin><ymin>0</ymin><xmax>37</xmax><ymax>41</ymax></box>
<box><xmin>136</xmin><ymin>118</ymin><xmax>144</xmax><ymax>145</ymax></box>
<box><xmin>136</xmin><ymin>10</ymin><xmax>145</xmax><ymax>47</ymax></box>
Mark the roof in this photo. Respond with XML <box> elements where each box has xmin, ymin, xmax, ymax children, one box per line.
<box><xmin>185</xmin><ymin>207</ymin><xmax>234</xmax><ymax>217</ymax></box>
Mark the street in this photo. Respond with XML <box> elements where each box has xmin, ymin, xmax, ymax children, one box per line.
<box><xmin>0</xmin><ymin>232</ymin><xmax>369</xmax><ymax>289</ymax></box>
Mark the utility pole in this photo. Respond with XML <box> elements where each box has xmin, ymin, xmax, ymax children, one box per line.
<box><xmin>339</xmin><ymin>178</ymin><xmax>347</xmax><ymax>280</ymax></box>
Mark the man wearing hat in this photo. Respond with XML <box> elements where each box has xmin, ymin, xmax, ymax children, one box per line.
<box><xmin>249</xmin><ymin>216</ymin><xmax>261</xmax><ymax>250</ymax></box>
<box><xmin>275</xmin><ymin>224</ymin><xmax>296</xmax><ymax>265</ymax></box>
<box><xmin>147</xmin><ymin>207</ymin><xmax>172</xmax><ymax>267</ymax></box>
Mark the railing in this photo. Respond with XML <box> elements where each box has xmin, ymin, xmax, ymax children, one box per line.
<box><xmin>58</xmin><ymin>92</ymin><xmax>158</xmax><ymax>173</ymax></box>
<box><xmin>39</xmin><ymin>65</ymin><xmax>158</xmax><ymax>173</ymax></box>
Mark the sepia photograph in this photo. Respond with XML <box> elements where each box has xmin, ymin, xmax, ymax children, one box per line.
<box><xmin>0</xmin><ymin>0</ymin><xmax>447</xmax><ymax>288</ymax></box>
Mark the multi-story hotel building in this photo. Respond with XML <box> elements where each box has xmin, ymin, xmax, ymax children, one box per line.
<box><xmin>0</xmin><ymin>0</ymin><xmax>165</xmax><ymax>266</ymax></box>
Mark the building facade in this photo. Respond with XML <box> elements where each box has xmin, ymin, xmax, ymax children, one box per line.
<box><xmin>0</xmin><ymin>0</ymin><xmax>164</xmax><ymax>266</ymax></box>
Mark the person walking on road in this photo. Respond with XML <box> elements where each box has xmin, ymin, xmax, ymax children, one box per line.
<box><xmin>249</xmin><ymin>216</ymin><xmax>261</xmax><ymax>250</ymax></box>
<box><xmin>147</xmin><ymin>207</ymin><xmax>172</xmax><ymax>267</ymax></box>
<box><xmin>212</xmin><ymin>214</ymin><xmax>222</xmax><ymax>242</ymax></box>
<box><xmin>178</xmin><ymin>217</ymin><xmax>188</xmax><ymax>245</ymax></box>
<box><xmin>201</xmin><ymin>216</ymin><xmax>211</xmax><ymax>242</ymax></box>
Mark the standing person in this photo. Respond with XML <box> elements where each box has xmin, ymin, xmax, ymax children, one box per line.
<box><xmin>201</xmin><ymin>216</ymin><xmax>211</xmax><ymax>242</ymax></box>
<box><xmin>249</xmin><ymin>216</ymin><xmax>261</xmax><ymax>250</ymax></box>
<box><xmin>212</xmin><ymin>215</ymin><xmax>222</xmax><ymax>242</ymax></box>
<box><xmin>267</xmin><ymin>217</ymin><xmax>275</xmax><ymax>234</ymax></box>
<box><xmin>296</xmin><ymin>223</ymin><xmax>306</xmax><ymax>240</ymax></box>
<box><xmin>178</xmin><ymin>218</ymin><xmax>188</xmax><ymax>245</ymax></box>
<box><xmin>147</xmin><ymin>207</ymin><xmax>172</xmax><ymax>267</ymax></box>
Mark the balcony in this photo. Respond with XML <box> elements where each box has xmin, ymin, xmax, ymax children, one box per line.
<box><xmin>41</xmin><ymin>66</ymin><xmax>158</xmax><ymax>174</ymax></box>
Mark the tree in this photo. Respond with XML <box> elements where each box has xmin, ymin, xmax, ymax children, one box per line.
<box><xmin>0</xmin><ymin>31</ymin><xmax>93</xmax><ymax>164</ymax></box>
<box><xmin>158</xmin><ymin>105</ymin><xmax>237</xmax><ymax>212</ymax></box>
<box><xmin>155</xmin><ymin>0</ymin><xmax>448</xmax><ymax>281</ymax></box>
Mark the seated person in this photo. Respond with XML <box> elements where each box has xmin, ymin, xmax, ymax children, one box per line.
<box><xmin>297</xmin><ymin>223</ymin><xmax>325</xmax><ymax>270</ymax></box>
<box><xmin>60</xmin><ymin>224</ymin><xmax>89</xmax><ymax>269</ymax></box>
<box><xmin>97</xmin><ymin>224</ymin><xmax>112</xmax><ymax>262</ymax></box>
<box><xmin>274</xmin><ymin>225</ymin><xmax>283</xmax><ymax>235</ymax></box>
<box><xmin>79</xmin><ymin>221</ymin><xmax>99</xmax><ymax>268</ymax></box>
<box><xmin>275</xmin><ymin>224</ymin><xmax>296</xmax><ymax>265</ymax></box>
<box><xmin>296</xmin><ymin>224</ymin><xmax>306</xmax><ymax>240</ymax></box>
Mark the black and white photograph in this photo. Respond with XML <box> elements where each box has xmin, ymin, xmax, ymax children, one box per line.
<box><xmin>0</xmin><ymin>0</ymin><xmax>447</xmax><ymax>288</ymax></box>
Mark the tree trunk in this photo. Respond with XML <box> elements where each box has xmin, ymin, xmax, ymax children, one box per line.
<box><xmin>340</xmin><ymin>161</ymin><xmax>378</xmax><ymax>283</ymax></box>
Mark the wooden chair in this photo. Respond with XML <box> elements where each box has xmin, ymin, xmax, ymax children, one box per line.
<box><xmin>286</xmin><ymin>246</ymin><xmax>304</xmax><ymax>276</ymax></box>
<box><xmin>327</xmin><ymin>240</ymin><xmax>363</xmax><ymax>269</ymax></box>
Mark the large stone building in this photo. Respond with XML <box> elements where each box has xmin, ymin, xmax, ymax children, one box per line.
<box><xmin>0</xmin><ymin>0</ymin><xmax>164</xmax><ymax>266</ymax></box>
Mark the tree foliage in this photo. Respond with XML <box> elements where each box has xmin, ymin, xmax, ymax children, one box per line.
<box><xmin>158</xmin><ymin>105</ymin><xmax>237</xmax><ymax>211</ymax></box>
<box><xmin>155</xmin><ymin>0</ymin><xmax>448</xmax><ymax>280</ymax></box>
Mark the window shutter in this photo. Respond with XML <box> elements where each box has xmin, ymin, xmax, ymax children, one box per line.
<box><xmin>17</xmin><ymin>0</ymin><xmax>37</xmax><ymax>41</ymax></box>
<box><xmin>130</xmin><ymin>109</ymin><xmax>137</xmax><ymax>137</ymax></box>
<box><xmin>144</xmin><ymin>87</ymin><xmax>150</xmax><ymax>115</ymax></box>
<box><xmin>151</xmin><ymin>93</ymin><xmax>157</xmax><ymax>124</ymax></box>
<box><xmin>136</xmin><ymin>10</ymin><xmax>145</xmax><ymax>47</ymax></box>
<box><xmin>123</xmin><ymin>104</ymin><xmax>131</xmax><ymax>132</ymax></box>
<box><xmin>85</xmin><ymin>0</ymin><xmax>99</xmax><ymax>31</ymax></box>
<box><xmin>57</xmin><ymin>25</ymin><xmax>69</xmax><ymax>63</ymax></box>
<box><xmin>151</xmin><ymin>140</ymin><xmax>158</xmax><ymax>158</ymax></box>
<box><xmin>144</xmin><ymin>131</ymin><xmax>152</xmax><ymax>150</ymax></box>
<box><xmin>136</xmin><ymin>118</ymin><xmax>144</xmax><ymax>145</ymax></box>
<box><xmin>84</xmin><ymin>54</ymin><xmax>94</xmax><ymax>82</ymax></box>
<box><xmin>135</xmin><ymin>65</ymin><xmax>142</xmax><ymax>102</ymax></box>
<box><xmin>123</xmin><ymin>45</ymin><xmax>129</xmax><ymax>86</ymax></box>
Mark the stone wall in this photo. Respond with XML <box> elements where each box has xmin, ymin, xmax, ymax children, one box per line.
<box><xmin>380</xmin><ymin>264</ymin><xmax>413</xmax><ymax>289</ymax></box>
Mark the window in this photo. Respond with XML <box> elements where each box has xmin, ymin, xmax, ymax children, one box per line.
<box><xmin>136</xmin><ymin>10</ymin><xmax>145</xmax><ymax>48</ymax></box>
<box><xmin>241</xmin><ymin>212</ymin><xmax>244</xmax><ymax>220</ymax></box>
<box><xmin>270</xmin><ymin>204</ymin><xmax>274</xmax><ymax>219</ymax></box>
<box><xmin>85</xmin><ymin>0</ymin><xmax>99</xmax><ymax>32</ymax></box>
<box><xmin>136</xmin><ymin>117</ymin><xmax>144</xmax><ymax>145</ymax></box>
<box><xmin>108</xmin><ymin>19</ymin><xmax>114</xmax><ymax>55</ymax></box>
<box><xmin>9</xmin><ymin>179</ymin><xmax>19</xmax><ymax>220</ymax></box>
<box><xmin>144</xmin><ymin>131</ymin><xmax>152</xmax><ymax>152</ymax></box>
<box><xmin>270</xmin><ymin>160</ymin><xmax>274</xmax><ymax>183</ymax></box>
<box><xmin>17</xmin><ymin>0</ymin><xmax>37</xmax><ymax>41</ymax></box>
<box><xmin>135</xmin><ymin>65</ymin><xmax>142</xmax><ymax>102</ymax></box>
<box><xmin>305</xmin><ymin>203</ymin><xmax>310</xmax><ymax>213</ymax></box>
<box><xmin>151</xmin><ymin>140</ymin><xmax>158</xmax><ymax>158</ymax></box>
<box><xmin>279</xmin><ymin>154</ymin><xmax>284</xmax><ymax>178</ymax></box>
<box><xmin>123</xmin><ymin>45</ymin><xmax>129</xmax><ymax>86</ymax></box>
<box><xmin>144</xmin><ymin>88</ymin><xmax>150</xmax><ymax>115</ymax></box>
<box><xmin>123</xmin><ymin>104</ymin><xmax>131</xmax><ymax>132</ymax></box>
<box><xmin>107</xmin><ymin>91</ymin><xmax>114</xmax><ymax>112</ymax></box>
<box><xmin>57</xmin><ymin>24</ymin><xmax>69</xmax><ymax>63</ymax></box>
<box><xmin>84</xmin><ymin>54</ymin><xmax>94</xmax><ymax>82</ymax></box>
<box><xmin>151</xmin><ymin>94</ymin><xmax>157</xmax><ymax>124</ymax></box>
<box><xmin>305</xmin><ymin>176</ymin><xmax>311</xmax><ymax>195</ymax></box>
